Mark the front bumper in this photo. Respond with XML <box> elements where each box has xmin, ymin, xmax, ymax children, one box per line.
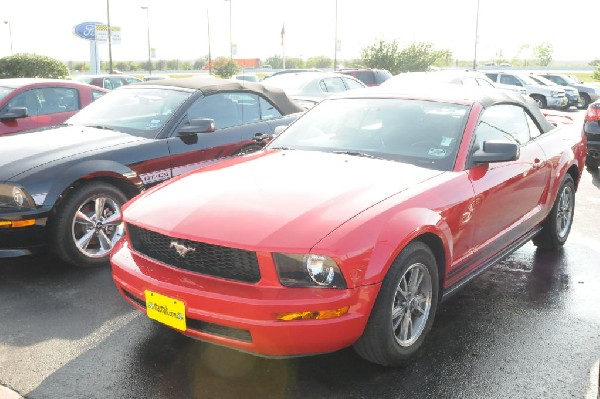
<box><xmin>111</xmin><ymin>240</ymin><xmax>380</xmax><ymax>357</ymax></box>
<box><xmin>0</xmin><ymin>209</ymin><xmax>49</xmax><ymax>258</ymax></box>
<box><xmin>546</xmin><ymin>96</ymin><xmax>568</xmax><ymax>108</ymax></box>
<box><xmin>565</xmin><ymin>93</ymin><xmax>581</xmax><ymax>107</ymax></box>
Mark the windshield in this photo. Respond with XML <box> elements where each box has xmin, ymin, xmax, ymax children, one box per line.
<box><xmin>530</xmin><ymin>75</ymin><xmax>557</xmax><ymax>86</ymax></box>
<box><xmin>564</xmin><ymin>75</ymin><xmax>580</xmax><ymax>85</ymax></box>
<box><xmin>0</xmin><ymin>86</ymin><xmax>15</xmax><ymax>101</ymax></box>
<box><xmin>519</xmin><ymin>75</ymin><xmax>538</xmax><ymax>85</ymax></box>
<box><xmin>269</xmin><ymin>98</ymin><xmax>469</xmax><ymax>171</ymax></box>
<box><xmin>263</xmin><ymin>74</ymin><xmax>315</xmax><ymax>91</ymax></box>
<box><xmin>66</xmin><ymin>87</ymin><xmax>192</xmax><ymax>138</ymax></box>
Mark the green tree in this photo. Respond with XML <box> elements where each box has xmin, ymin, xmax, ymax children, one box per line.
<box><xmin>305</xmin><ymin>56</ymin><xmax>333</xmax><ymax>69</ymax></box>
<box><xmin>592</xmin><ymin>67</ymin><xmax>600</xmax><ymax>82</ymax></box>
<box><xmin>181</xmin><ymin>61</ymin><xmax>193</xmax><ymax>70</ymax></box>
<box><xmin>361</xmin><ymin>39</ymin><xmax>400</xmax><ymax>73</ymax></box>
<box><xmin>264</xmin><ymin>55</ymin><xmax>283</xmax><ymax>69</ymax></box>
<box><xmin>589</xmin><ymin>59</ymin><xmax>600</xmax><ymax>67</ymax></box>
<box><xmin>534</xmin><ymin>43</ymin><xmax>553</xmax><ymax>66</ymax></box>
<box><xmin>362</xmin><ymin>40</ymin><xmax>445</xmax><ymax>74</ymax></box>
<box><xmin>193</xmin><ymin>58</ymin><xmax>206</xmax><ymax>70</ymax></box>
<box><xmin>285</xmin><ymin>57</ymin><xmax>305</xmax><ymax>69</ymax></box>
<box><xmin>212</xmin><ymin>57</ymin><xmax>240</xmax><ymax>78</ymax></box>
<box><xmin>0</xmin><ymin>53</ymin><xmax>69</xmax><ymax>78</ymax></box>
<box><xmin>114</xmin><ymin>61</ymin><xmax>131</xmax><ymax>72</ymax></box>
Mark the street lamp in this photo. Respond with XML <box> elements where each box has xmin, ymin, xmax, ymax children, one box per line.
<box><xmin>472</xmin><ymin>0</ymin><xmax>480</xmax><ymax>70</ymax></box>
<box><xmin>225</xmin><ymin>0</ymin><xmax>232</xmax><ymax>59</ymax></box>
<box><xmin>333</xmin><ymin>0</ymin><xmax>338</xmax><ymax>70</ymax></box>
<box><xmin>3</xmin><ymin>21</ymin><xmax>13</xmax><ymax>55</ymax></box>
<box><xmin>141</xmin><ymin>6</ymin><xmax>152</xmax><ymax>75</ymax></box>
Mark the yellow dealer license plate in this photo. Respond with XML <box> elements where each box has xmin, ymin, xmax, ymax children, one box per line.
<box><xmin>145</xmin><ymin>290</ymin><xmax>186</xmax><ymax>331</ymax></box>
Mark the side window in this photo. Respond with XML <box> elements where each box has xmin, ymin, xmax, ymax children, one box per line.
<box><xmin>525</xmin><ymin>112</ymin><xmax>542</xmax><ymax>139</ymax></box>
<box><xmin>499</xmin><ymin>74</ymin><xmax>520</xmax><ymax>86</ymax></box>
<box><xmin>461</xmin><ymin>77</ymin><xmax>479</xmax><ymax>86</ymax></box>
<box><xmin>102</xmin><ymin>79</ymin><xmax>113</xmax><ymax>90</ymax></box>
<box><xmin>485</xmin><ymin>73</ymin><xmax>498</xmax><ymax>81</ymax></box>
<box><xmin>7</xmin><ymin>90</ymin><xmax>41</xmax><ymax>116</ymax></box>
<box><xmin>92</xmin><ymin>90</ymin><xmax>106</xmax><ymax>101</ymax></box>
<box><xmin>110</xmin><ymin>78</ymin><xmax>125</xmax><ymax>89</ymax></box>
<box><xmin>475</xmin><ymin>104</ymin><xmax>530</xmax><ymax>148</ymax></box>
<box><xmin>37</xmin><ymin>87</ymin><xmax>80</xmax><ymax>114</ymax></box>
<box><xmin>231</xmin><ymin>93</ymin><xmax>260</xmax><ymax>124</ymax></box>
<box><xmin>185</xmin><ymin>93</ymin><xmax>241</xmax><ymax>129</ymax></box>
<box><xmin>476</xmin><ymin>78</ymin><xmax>495</xmax><ymax>88</ymax></box>
<box><xmin>344</xmin><ymin>77</ymin><xmax>365</xmax><ymax>90</ymax></box>
<box><xmin>259</xmin><ymin>96</ymin><xmax>282</xmax><ymax>120</ymax></box>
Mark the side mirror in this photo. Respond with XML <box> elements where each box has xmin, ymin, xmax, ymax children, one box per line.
<box><xmin>0</xmin><ymin>107</ymin><xmax>28</xmax><ymax>120</ymax></box>
<box><xmin>471</xmin><ymin>140</ymin><xmax>519</xmax><ymax>164</ymax></box>
<box><xmin>177</xmin><ymin>118</ymin><xmax>215</xmax><ymax>136</ymax></box>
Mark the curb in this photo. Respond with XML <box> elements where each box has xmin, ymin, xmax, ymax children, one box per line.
<box><xmin>0</xmin><ymin>386</ymin><xmax>23</xmax><ymax>399</ymax></box>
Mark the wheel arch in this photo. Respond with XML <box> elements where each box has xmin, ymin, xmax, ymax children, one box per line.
<box><xmin>45</xmin><ymin>160</ymin><xmax>144</xmax><ymax>223</ymax></box>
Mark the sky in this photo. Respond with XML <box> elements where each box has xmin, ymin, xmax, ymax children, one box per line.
<box><xmin>1</xmin><ymin>0</ymin><xmax>598</xmax><ymax>66</ymax></box>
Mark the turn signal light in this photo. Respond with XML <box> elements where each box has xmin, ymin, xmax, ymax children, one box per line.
<box><xmin>277</xmin><ymin>306</ymin><xmax>349</xmax><ymax>321</ymax></box>
<box><xmin>0</xmin><ymin>219</ymin><xmax>35</xmax><ymax>228</ymax></box>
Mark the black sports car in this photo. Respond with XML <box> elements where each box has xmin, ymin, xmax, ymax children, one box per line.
<box><xmin>0</xmin><ymin>78</ymin><xmax>303</xmax><ymax>267</ymax></box>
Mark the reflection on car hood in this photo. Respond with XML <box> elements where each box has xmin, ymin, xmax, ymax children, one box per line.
<box><xmin>125</xmin><ymin>150</ymin><xmax>443</xmax><ymax>251</ymax></box>
<box><xmin>0</xmin><ymin>125</ymin><xmax>145</xmax><ymax>181</ymax></box>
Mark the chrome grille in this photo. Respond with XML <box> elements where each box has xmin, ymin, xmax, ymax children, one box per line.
<box><xmin>127</xmin><ymin>224</ymin><xmax>261</xmax><ymax>283</ymax></box>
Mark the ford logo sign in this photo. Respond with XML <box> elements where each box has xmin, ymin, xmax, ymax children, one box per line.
<box><xmin>73</xmin><ymin>21</ymin><xmax>102</xmax><ymax>41</ymax></box>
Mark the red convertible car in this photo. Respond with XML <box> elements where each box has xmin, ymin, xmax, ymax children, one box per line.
<box><xmin>111</xmin><ymin>85</ymin><xmax>586</xmax><ymax>366</ymax></box>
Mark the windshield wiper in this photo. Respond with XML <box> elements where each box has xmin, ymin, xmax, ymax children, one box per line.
<box><xmin>333</xmin><ymin>150</ymin><xmax>376</xmax><ymax>158</ymax></box>
<box><xmin>84</xmin><ymin>124</ymin><xmax>118</xmax><ymax>131</ymax></box>
<box><xmin>269</xmin><ymin>146</ymin><xmax>294</xmax><ymax>150</ymax></box>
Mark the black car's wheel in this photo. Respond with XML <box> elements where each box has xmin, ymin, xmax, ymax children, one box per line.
<box><xmin>585</xmin><ymin>156</ymin><xmax>599</xmax><ymax>170</ymax></box>
<box><xmin>531</xmin><ymin>95</ymin><xmax>547</xmax><ymax>109</ymax></box>
<box><xmin>354</xmin><ymin>241</ymin><xmax>439</xmax><ymax>367</ymax></box>
<box><xmin>577</xmin><ymin>93</ymin><xmax>590</xmax><ymax>110</ymax></box>
<box><xmin>52</xmin><ymin>181</ymin><xmax>128</xmax><ymax>267</ymax></box>
<box><xmin>533</xmin><ymin>174</ymin><xmax>575</xmax><ymax>250</ymax></box>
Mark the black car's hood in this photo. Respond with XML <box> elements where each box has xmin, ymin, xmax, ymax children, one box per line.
<box><xmin>0</xmin><ymin>125</ymin><xmax>146</xmax><ymax>181</ymax></box>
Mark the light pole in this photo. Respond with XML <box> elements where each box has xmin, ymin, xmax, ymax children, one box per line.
<box><xmin>107</xmin><ymin>0</ymin><xmax>114</xmax><ymax>73</ymax></box>
<box><xmin>225</xmin><ymin>0</ymin><xmax>232</xmax><ymax>59</ymax></box>
<box><xmin>472</xmin><ymin>0</ymin><xmax>480</xmax><ymax>70</ymax></box>
<box><xmin>3</xmin><ymin>21</ymin><xmax>13</xmax><ymax>55</ymax></box>
<box><xmin>141</xmin><ymin>6</ymin><xmax>152</xmax><ymax>75</ymax></box>
<box><xmin>207</xmin><ymin>9</ymin><xmax>212</xmax><ymax>76</ymax></box>
<box><xmin>333</xmin><ymin>0</ymin><xmax>338</xmax><ymax>71</ymax></box>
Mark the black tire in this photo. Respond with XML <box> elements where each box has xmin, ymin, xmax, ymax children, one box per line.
<box><xmin>52</xmin><ymin>181</ymin><xmax>128</xmax><ymax>268</ymax></box>
<box><xmin>585</xmin><ymin>156</ymin><xmax>599</xmax><ymax>170</ymax></box>
<box><xmin>531</xmin><ymin>95</ymin><xmax>547</xmax><ymax>109</ymax></box>
<box><xmin>353</xmin><ymin>241</ymin><xmax>439</xmax><ymax>367</ymax></box>
<box><xmin>533</xmin><ymin>174</ymin><xmax>575</xmax><ymax>250</ymax></box>
<box><xmin>577</xmin><ymin>93</ymin><xmax>590</xmax><ymax>110</ymax></box>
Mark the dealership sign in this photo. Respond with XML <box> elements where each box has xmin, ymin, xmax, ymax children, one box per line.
<box><xmin>73</xmin><ymin>22</ymin><xmax>121</xmax><ymax>44</ymax></box>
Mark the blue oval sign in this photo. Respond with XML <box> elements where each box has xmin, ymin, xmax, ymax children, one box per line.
<box><xmin>73</xmin><ymin>21</ymin><xmax>103</xmax><ymax>41</ymax></box>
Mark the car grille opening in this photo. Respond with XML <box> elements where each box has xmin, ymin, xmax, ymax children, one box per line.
<box><xmin>127</xmin><ymin>223</ymin><xmax>261</xmax><ymax>283</ymax></box>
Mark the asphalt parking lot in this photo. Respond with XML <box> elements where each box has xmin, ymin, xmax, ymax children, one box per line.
<box><xmin>0</xmin><ymin>109</ymin><xmax>598</xmax><ymax>399</ymax></box>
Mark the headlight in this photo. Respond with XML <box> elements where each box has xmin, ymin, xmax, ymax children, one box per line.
<box><xmin>273</xmin><ymin>253</ymin><xmax>347</xmax><ymax>289</ymax></box>
<box><xmin>0</xmin><ymin>184</ymin><xmax>36</xmax><ymax>210</ymax></box>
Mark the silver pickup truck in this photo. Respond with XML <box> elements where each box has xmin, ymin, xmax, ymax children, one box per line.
<box><xmin>485</xmin><ymin>72</ymin><xmax>567</xmax><ymax>109</ymax></box>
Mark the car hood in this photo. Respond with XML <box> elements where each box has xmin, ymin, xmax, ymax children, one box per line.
<box><xmin>125</xmin><ymin>150</ymin><xmax>444</xmax><ymax>251</ymax></box>
<box><xmin>0</xmin><ymin>125</ymin><xmax>145</xmax><ymax>181</ymax></box>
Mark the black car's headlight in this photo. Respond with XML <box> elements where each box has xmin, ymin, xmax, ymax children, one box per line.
<box><xmin>0</xmin><ymin>184</ymin><xmax>36</xmax><ymax>210</ymax></box>
<box><xmin>273</xmin><ymin>253</ymin><xmax>347</xmax><ymax>289</ymax></box>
